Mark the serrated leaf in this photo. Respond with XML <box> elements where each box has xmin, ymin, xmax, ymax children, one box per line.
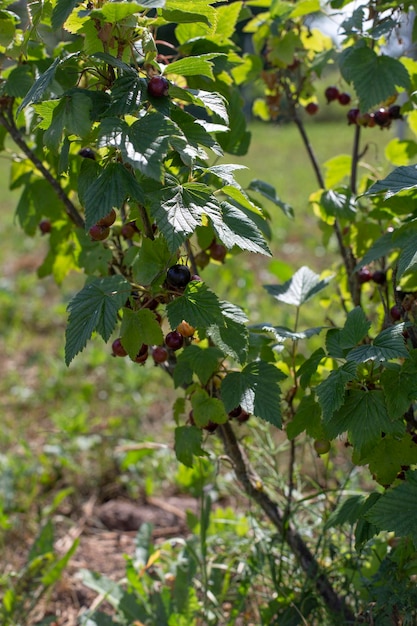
<box><xmin>107</xmin><ymin>74</ymin><xmax>144</xmax><ymax>116</ymax></box>
<box><xmin>340</xmin><ymin>46</ymin><xmax>410</xmax><ymax>112</ymax></box>
<box><xmin>173</xmin><ymin>345</ymin><xmax>223</xmax><ymax>387</ymax></box>
<box><xmin>316</xmin><ymin>363</ymin><xmax>357</xmax><ymax>422</ymax></box>
<box><xmin>381</xmin><ymin>353</ymin><xmax>417</xmax><ymax>419</ymax></box>
<box><xmin>186</xmin><ymin>89</ymin><xmax>229</xmax><ymax>123</ymax></box>
<box><xmin>206</xmin><ymin>314</ymin><xmax>249</xmax><ymax>364</ymax></box>
<box><xmin>326</xmin><ymin>389</ymin><xmax>392</xmax><ymax>454</ymax></box>
<box><xmin>166</xmin><ymin>55</ymin><xmax>224</xmax><ymax>79</ymax></box>
<box><xmin>252</xmin><ymin>324</ymin><xmax>325</xmax><ymax>343</ymax></box>
<box><xmin>264</xmin><ymin>266</ymin><xmax>332</xmax><ymax>306</ymax></box>
<box><xmin>213</xmin><ymin>202</ymin><xmax>271</xmax><ymax>255</ymax></box>
<box><xmin>365</xmin><ymin>470</ymin><xmax>417</xmax><ymax>544</ymax></box>
<box><xmin>364</xmin><ymin>164</ymin><xmax>417</xmax><ymax>198</ymax></box>
<box><xmin>397</xmin><ymin>236</ymin><xmax>417</xmax><ymax>278</ymax></box>
<box><xmin>347</xmin><ymin>324</ymin><xmax>409</xmax><ymax>363</ymax></box>
<box><xmin>325</xmin><ymin>307</ymin><xmax>371</xmax><ymax>358</ymax></box>
<box><xmin>248</xmin><ymin>179</ymin><xmax>294</xmax><ymax>218</ymax></box>
<box><xmin>174</xmin><ymin>426</ymin><xmax>208</xmax><ymax>467</ymax></box>
<box><xmin>221</xmin><ymin>361</ymin><xmax>285</xmax><ymax>427</ymax></box>
<box><xmin>132</xmin><ymin>238</ymin><xmax>171</xmax><ymax>286</ymax></box>
<box><xmin>354</xmin><ymin>231</ymin><xmax>394</xmax><ymax>270</ymax></box>
<box><xmin>120</xmin><ymin>308</ymin><xmax>163</xmax><ymax>359</ymax></box>
<box><xmin>83</xmin><ymin>162</ymin><xmax>144</xmax><ymax>229</ymax></box>
<box><xmin>18</xmin><ymin>55</ymin><xmax>72</xmax><ymax>113</ymax></box>
<box><xmin>191</xmin><ymin>388</ymin><xmax>228</xmax><ymax>427</ymax></box>
<box><xmin>361</xmin><ymin>435</ymin><xmax>417</xmax><ymax>486</ymax></box>
<box><xmin>167</xmin><ymin>281</ymin><xmax>223</xmax><ymax>329</ymax></box>
<box><xmin>296</xmin><ymin>348</ymin><xmax>326</xmax><ymax>389</ymax></box>
<box><xmin>51</xmin><ymin>0</ymin><xmax>78</xmax><ymax>30</ymax></box>
<box><xmin>65</xmin><ymin>276</ymin><xmax>129</xmax><ymax>365</ymax></box>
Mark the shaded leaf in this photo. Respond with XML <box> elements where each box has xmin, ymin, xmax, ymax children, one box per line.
<box><xmin>174</xmin><ymin>345</ymin><xmax>223</xmax><ymax>387</ymax></box>
<box><xmin>191</xmin><ymin>388</ymin><xmax>228</xmax><ymax>427</ymax></box>
<box><xmin>316</xmin><ymin>363</ymin><xmax>357</xmax><ymax>422</ymax></box>
<box><xmin>120</xmin><ymin>308</ymin><xmax>164</xmax><ymax>359</ymax></box>
<box><xmin>347</xmin><ymin>324</ymin><xmax>409</xmax><ymax>363</ymax></box>
<box><xmin>248</xmin><ymin>179</ymin><xmax>294</xmax><ymax>218</ymax></box>
<box><xmin>174</xmin><ymin>426</ymin><xmax>208</xmax><ymax>467</ymax></box>
<box><xmin>365</xmin><ymin>164</ymin><xmax>417</xmax><ymax>198</ymax></box>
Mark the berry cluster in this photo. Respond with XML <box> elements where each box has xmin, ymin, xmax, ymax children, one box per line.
<box><xmin>347</xmin><ymin>104</ymin><xmax>402</xmax><ymax>128</ymax></box>
<box><xmin>304</xmin><ymin>85</ymin><xmax>351</xmax><ymax>116</ymax></box>
<box><xmin>357</xmin><ymin>267</ymin><xmax>386</xmax><ymax>285</ymax></box>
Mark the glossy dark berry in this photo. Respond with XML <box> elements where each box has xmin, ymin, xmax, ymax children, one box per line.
<box><xmin>390</xmin><ymin>305</ymin><xmax>402</xmax><ymax>321</ymax></box>
<box><xmin>112</xmin><ymin>338</ymin><xmax>128</xmax><ymax>357</ymax></box>
<box><xmin>166</xmin><ymin>264</ymin><xmax>191</xmax><ymax>289</ymax></box>
<box><xmin>89</xmin><ymin>224</ymin><xmax>110</xmax><ymax>241</ymax></box>
<box><xmin>374</xmin><ymin>108</ymin><xmax>391</xmax><ymax>128</ymax></box>
<box><xmin>39</xmin><ymin>219</ymin><xmax>52</xmax><ymax>234</ymax></box>
<box><xmin>147</xmin><ymin>76</ymin><xmax>169</xmax><ymax>98</ymax></box>
<box><xmin>305</xmin><ymin>102</ymin><xmax>318</xmax><ymax>115</ymax></box>
<box><xmin>133</xmin><ymin>343</ymin><xmax>148</xmax><ymax>363</ymax></box>
<box><xmin>165</xmin><ymin>331</ymin><xmax>184</xmax><ymax>351</ymax></box>
<box><xmin>388</xmin><ymin>105</ymin><xmax>402</xmax><ymax>120</ymax></box>
<box><xmin>209</xmin><ymin>242</ymin><xmax>227</xmax><ymax>263</ymax></box>
<box><xmin>78</xmin><ymin>147</ymin><xmax>96</xmax><ymax>160</ymax></box>
<box><xmin>152</xmin><ymin>346</ymin><xmax>168</xmax><ymax>364</ymax></box>
<box><xmin>97</xmin><ymin>209</ymin><xmax>116</xmax><ymax>228</ymax></box>
<box><xmin>357</xmin><ymin>267</ymin><xmax>372</xmax><ymax>284</ymax></box>
<box><xmin>325</xmin><ymin>86</ymin><xmax>339</xmax><ymax>103</ymax></box>
<box><xmin>347</xmin><ymin>108</ymin><xmax>360</xmax><ymax>125</ymax></box>
<box><xmin>338</xmin><ymin>92</ymin><xmax>351</xmax><ymax>105</ymax></box>
<box><xmin>237</xmin><ymin>410</ymin><xmax>250</xmax><ymax>423</ymax></box>
<box><xmin>372</xmin><ymin>270</ymin><xmax>387</xmax><ymax>285</ymax></box>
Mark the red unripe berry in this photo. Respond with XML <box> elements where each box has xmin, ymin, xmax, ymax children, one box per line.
<box><xmin>372</xmin><ymin>270</ymin><xmax>387</xmax><ymax>285</ymax></box>
<box><xmin>195</xmin><ymin>251</ymin><xmax>210</xmax><ymax>269</ymax></box>
<box><xmin>228</xmin><ymin>405</ymin><xmax>244</xmax><ymax>418</ymax></box>
<box><xmin>390</xmin><ymin>305</ymin><xmax>402</xmax><ymax>321</ymax></box>
<box><xmin>209</xmin><ymin>242</ymin><xmax>227</xmax><ymax>263</ymax></box>
<box><xmin>89</xmin><ymin>224</ymin><xmax>110</xmax><ymax>241</ymax></box>
<box><xmin>39</xmin><ymin>219</ymin><xmax>52</xmax><ymax>234</ymax></box>
<box><xmin>305</xmin><ymin>102</ymin><xmax>319</xmax><ymax>115</ymax></box>
<box><xmin>338</xmin><ymin>92</ymin><xmax>351</xmax><ymax>105</ymax></box>
<box><xmin>165</xmin><ymin>331</ymin><xmax>184</xmax><ymax>351</ymax></box>
<box><xmin>152</xmin><ymin>346</ymin><xmax>168</xmax><ymax>364</ymax></box>
<box><xmin>147</xmin><ymin>75</ymin><xmax>169</xmax><ymax>98</ymax></box>
<box><xmin>347</xmin><ymin>108</ymin><xmax>360</xmax><ymax>125</ymax></box>
<box><xmin>121</xmin><ymin>221</ymin><xmax>138</xmax><ymax>239</ymax></box>
<box><xmin>133</xmin><ymin>343</ymin><xmax>148</xmax><ymax>363</ymax></box>
<box><xmin>357</xmin><ymin>267</ymin><xmax>372</xmax><ymax>284</ymax></box>
<box><xmin>325</xmin><ymin>86</ymin><xmax>339</xmax><ymax>103</ymax></box>
<box><xmin>97</xmin><ymin>208</ymin><xmax>117</xmax><ymax>227</ymax></box>
<box><xmin>112</xmin><ymin>338</ymin><xmax>128</xmax><ymax>357</ymax></box>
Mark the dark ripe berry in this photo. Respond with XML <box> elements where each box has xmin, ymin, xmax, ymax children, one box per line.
<box><xmin>166</xmin><ymin>264</ymin><xmax>191</xmax><ymax>289</ymax></box>
<box><xmin>372</xmin><ymin>270</ymin><xmax>387</xmax><ymax>285</ymax></box>
<box><xmin>121</xmin><ymin>222</ymin><xmax>137</xmax><ymax>239</ymax></box>
<box><xmin>165</xmin><ymin>331</ymin><xmax>184</xmax><ymax>351</ymax></box>
<box><xmin>112</xmin><ymin>338</ymin><xmax>128</xmax><ymax>357</ymax></box>
<box><xmin>204</xmin><ymin>421</ymin><xmax>218</xmax><ymax>433</ymax></box>
<box><xmin>390</xmin><ymin>305</ymin><xmax>402</xmax><ymax>321</ymax></box>
<box><xmin>209</xmin><ymin>242</ymin><xmax>227</xmax><ymax>263</ymax></box>
<box><xmin>305</xmin><ymin>102</ymin><xmax>318</xmax><ymax>115</ymax></box>
<box><xmin>236</xmin><ymin>410</ymin><xmax>250</xmax><ymax>423</ymax></box>
<box><xmin>388</xmin><ymin>105</ymin><xmax>402</xmax><ymax>120</ymax></box>
<box><xmin>228</xmin><ymin>405</ymin><xmax>243</xmax><ymax>418</ymax></box>
<box><xmin>325</xmin><ymin>86</ymin><xmax>339</xmax><ymax>103</ymax></box>
<box><xmin>133</xmin><ymin>343</ymin><xmax>148</xmax><ymax>363</ymax></box>
<box><xmin>89</xmin><ymin>224</ymin><xmax>110</xmax><ymax>241</ymax></box>
<box><xmin>347</xmin><ymin>108</ymin><xmax>360</xmax><ymax>125</ymax></box>
<box><xmin>147</xmin><ymin>75</ymin><xmax>170</xmax><ymax>98</ymax></box>
<box><xmin>78</xmin><ymin>147</ymin><xmax>96</xmax><ymax>160</ymax></box>
<box><xmin>39</xmin><ymin>219</ymin><xmax>52</xmax><ymax>234</ymax></box>
<box><xmin>338</xmin><ymin>92</ymin><xmax>351</xmax><ymax>105</ymax></box>
<box><xmin>97</xmin><ymin>208</ymin><xmax>116</xmax><ymax>227</ymax></box>
<box><xmin>374</xmin><ymin>108</ymin><xmax>391</xmax><ymax>128</ymax></box>
<box><xmin>357</xmin><ymin>267</ymin><xmax>372</xmax><ymax>284</ymax></box>
<box><xmin>152</xmin><ymin>346</ymin><xmax>168</xmax><ymax>364</ymax></box>
<box><xmin>176</xmin><ymin>320</ymin><xmax>195</xmax><ymax>338</ymax></box>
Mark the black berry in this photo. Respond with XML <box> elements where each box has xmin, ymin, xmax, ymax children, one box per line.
<box><xmin>374</xmin><ymin>108</ymin><xmax>391</xmax><ymax>128</ymax></box>
<box><xmin>347</xmin><ymin>108</ymin><xmax>360</xmax><ymax>125</ymax></box>
<box><xmin>39</xmin><ymin>219</ymin><xmax>52</xmax><ymax>234</ymax></box>
<box><xmin>166</xmin><ymin>264</ymin><xmax>191</xmax><ymax>289</ymax></box>
<box><xmin>390</xmin><ymin>305</ymin><xmax>402</xmax><ymax>321</ymax></box>
<box><xmin>78</xmin><ymin>147</ymin><xmax>96</xmax><ymax>160</ymax></box>
<box><xmin>388</xmin><ymin>105</ymin><xmax>402</xmax><ymax>120</ymax></box>
<box><xmin>372</xmin><ymin>270</ymin><xmax>387</xmax><ymax>285</ymax></box>
<box><xmin>165</xmin><ymin>331</ymin><xmax>184</xmax><ymax>351</ymax></box>
<box><xmin>325</xmin><ymin>86</ymin><xmax>339</xmax><ymax>103</ymax></box>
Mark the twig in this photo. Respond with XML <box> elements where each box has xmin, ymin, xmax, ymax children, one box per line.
<box><xmin>218</xmin><ymin>421</ymin><xmax>356</xmax><ymax>623</ymax></box>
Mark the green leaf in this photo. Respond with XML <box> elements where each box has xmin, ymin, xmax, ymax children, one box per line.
<box><xmin>316</xmin><ymin>363</ymin><xmax>357</xmax><ymax>422</ymax></box>
<box><xmin>206</xmin><ymin>302</ymin><xmax>249</xmax><ymax>364</ymax></box>
<box><xmin>339</xmin><ymin>46</ymin><xmax>410</xmax><ymax>112</ymax></box>
<box><xmin>107</xmin><ymin>73</ymin><xmax>144</xmax><ymax>116</ymax></box>
<box><xmin>264</xmin><ymin>266</ymin><xmax>333</xmax><ymax>306</ymax></box>
<box><xmin>324</xmin><ymin>495</ymin><xmax>366</xmax><ymax>529</ymax></box>
<box><xmin>162</xmin><ymin>0</ymin><xmax>216</xmax><ymax>26</ymax></box>
<box><xmin>51</xmin><ymin>0</ymin><xmax>79</xmax><ymax>30</ymax></box>
<box><xmin>320</xmin><ymin>189</ymin><xmax>357</xmax><ymax>219</ymax></box>
<box><xmin>214</xmin><ymin>202</ymin><xmax>271</xmax><ymax>255</ymax></box>
<box><xmin>174</xmin><ymin>426</ymin><xmax>208</xmax><ymax>467</ymax></box>
<box><xmin>221</xmin><ymin>361</ymin><xmax>285</xmax><ymax>427</ymax></box>
<box><xmin>354</xmin><ymin>231</ymin><xmax>395</xmax><ymax>270</ymax></box>
<box><xmin>397</xmin><ymin>236</ymin><xmax>417</xmax><ymax>278</ymax></box>
<box><xmin>191</xmin><ymin>388</ymin><xmax>228</xmax><ymax>427</ymax></box>
<box><xmin>77</xmin><ymin>229</ymin><xmax>113</xmax><ymax>275</ymax></box>
<box><xmin>186</xmin><ymin>88</ymin><xmax>229</xmax><ymax>123</ymax></box>
<box><xmin>65</xmin><ymin>276</ymin><xmax>129</xmax><ymax>365</ymax></box>
<box><xmin>132</xmin><ymin>238</ymin><xmax>172</xmax><ymax>286</ymax></box>
<box><xmin>325</xmin><ymin>306</ymin><xmax>371</xmax><ymax>358</ymax></box>
<box><xmin>364</xmin><ymin>164</ymin><xmax>417</xmax><ymax>198</ymax></box>
<box><xmin>286</xmin><ymin>394</ymin><xmax>323</xmax><ymax>440</ymax></box>
<box><xmin>361</xmin><ymin>435</ymin><xmax>417</xmax><ymax>486</ymax></box>
<box><xmin>381</xmin><ymin>354</ymin><xmax>417</xmax><ymax>419</ymax></box>
<box><xmin>296</xmin><ymin>348</ymin><xmax>326</xmax><ymax>389</ymax></box>
<box><xmin>83</xmin><ymin>162</ymin><xmax>144</xmax><ymax>229</ymax></box>
<box><xmin>347</xmin><ymin>324</ymin><xmax>409</xmax><ymax>363</ymax></box>
<box><xmin>252</xmin><ymin>324</ymin><xmax>325</xmax><ymax>343</ymax></box>
<box><xmin>173</xmin><ymin>345</ymin><xmax>223</xmax><ymax>387</ymax></box>
<box><xmin>166</xmin><ymin>54</ymin><xmax>225</xmax><ymax>79</ymax></box>
<box><xmin>166</xmin><ymin>281</ymin><xmax>223</xmax><ymax>329</ymax></box>
<box><xmin>365</xmin><ymin>470</ymin><xmax>417</xmax><ymax>544</ymax></box>
<box><xmin>4</xmin><ymin>65</ymin><xmax>33</xmax><ymax>97</ymax></box>
<box><xmin>120</xmin><ymin>308</ymin><xmax>164</xmax><ymax>360</ymax></box>
<box><xmin>248</xmin><ymin>179</ymin><xmax>294</xmax><ymax>218</ymax></box>
<box><xmin>326</xmin><ymin>389</ymin><xmax>393</xmax><ymax>455</ymax></box>
<box><xmin>18</xmin><ymin>56</ymin><xmax>68</xmax><ymax>113</ymax></box>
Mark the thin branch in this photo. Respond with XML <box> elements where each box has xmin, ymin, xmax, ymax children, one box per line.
<box><xmin>218</xmin><ymin>421</ymin><xmax>356</xmax><ymax>623</ymax></box>
<box><xmin>0</xmin><ymin>110</ymin><xmax>85</xmax><ymax>229</ymax></box>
